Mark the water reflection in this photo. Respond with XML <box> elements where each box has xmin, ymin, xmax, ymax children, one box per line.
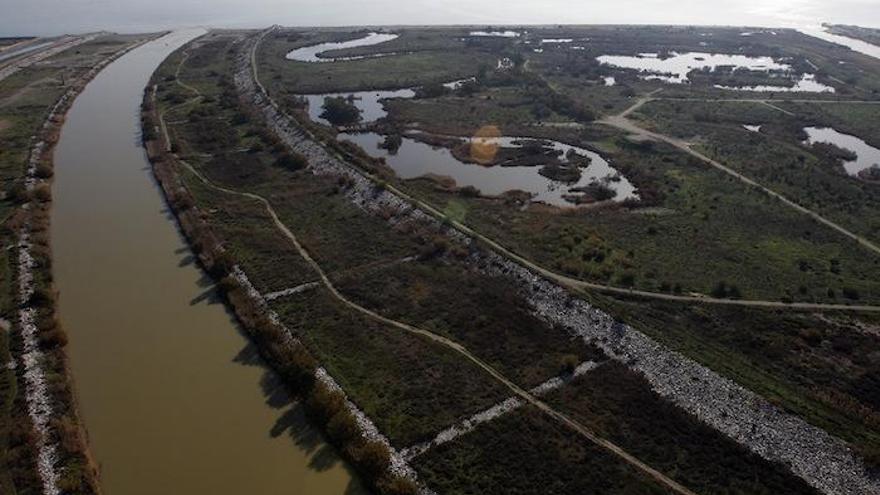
<box><xmin>715</xmin><ymin>73</ymin><xmax>834</xmax><ymax>93</ymax></box>
<box><xmin>339</xmin><ymin>131</ymin><xmax>637</xmax><ymax>206</ymax></box>
<box><xmin>469</xmin><ymin>30</ymin><xmax>520</xmax><ymax>38</ymax></box>
<box><xmin>52</xmin><ymin>30</ymin><xmax>363</xmax><ymax>495</ymax></box>
<box><xmin>303</xmin><ymin>89</ymin><xmax>415</xmax><ymax>125</ymax></box>
<box><xmin>286</xmin><ymin>32</ymin><xmax>398</xmax><ymax>62</ymax></box>
<box><xmin>597</xmin><ymin>51</ymin><xmax>790</xmax><ymax>84</ymax></box>
<box><xmin>804</xmin><ymin>126</ymin><xmax>880</xmax><ymax>176</ymax></box>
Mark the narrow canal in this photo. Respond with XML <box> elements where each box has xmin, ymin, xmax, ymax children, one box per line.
<box><xmin>50</xmin><ymin>30</ymin><xmax>363</xmax><ymax>495</ymax></box>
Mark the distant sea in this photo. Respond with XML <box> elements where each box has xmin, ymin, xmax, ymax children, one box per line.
<box><xmin>1</xmin><ymin>0</ymin><xmax>879</xmax><ymax>39</ymax></box>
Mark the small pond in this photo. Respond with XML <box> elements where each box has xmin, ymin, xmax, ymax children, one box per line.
<box><xmin>302</xmin><ymin>89</ymin><xmax>415</xmax><ymax>125</ymax></box>
<box><xmin>804</xmin><ymin>126</ymin><xmax>880</xmax><ymax>176</ymax></box>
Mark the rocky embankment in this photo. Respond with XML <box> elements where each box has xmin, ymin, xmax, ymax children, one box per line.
<box><xmin>236</xmin><ymin>28</ymin><xmax>879</xmax><ymax>495</ymax></box>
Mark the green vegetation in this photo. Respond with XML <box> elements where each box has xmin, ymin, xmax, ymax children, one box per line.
<box><xmin>401</xmin><ymin>130</ymin><xmax>880</xmax><ymax>305</ymax></box>
<box><xmin>545</xmin><ymin>362</ymin><xmax>818</xmax><ymax>494</ymax></box>
<box><xmin>270</xmin><ymin>288</ymin><xmax>509</xmax><ymax>446</ymax></box>
<box><xmin>321</xmin><ymin>95</ymin><xmax>362</xmax><ymax>126</ymax></box>
<box><xmin>258</xmin><ymin>30</ymin><xmax>494</xmax><ymax>93</ymax></box>
<box><xmin>634</xmin><ymin>99</ymin><xmax>880</xmax><ymax>243</ymax></box>
<box><xmin>413</xmin><ymin>405</ymin><xmax>669</xmax><ymax>494</ymax></box>
<box><xmin>334</xmin><ymin>258</ymin><xmax>608</xmax><ymax>388</ymax></box>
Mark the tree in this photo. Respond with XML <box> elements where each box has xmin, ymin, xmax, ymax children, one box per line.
<box><xmin>352</xmin><ymin>440</ymin><xmax>391</xmax><ymax>480</ymax></box>
<box><xmin>379</xmin><ymin>134</ymin><xmax>403</xmax><ymax>154</ymax></box>
<box><xmin>320</xmin><ymin>96</ymin><xmax>362</xmax><ymax>126</ymax></box>
<box><xmin>559</xmin><ymin>354</ymin><xmax>579</xmax><ymax>375</ymax></box>
<box><xmin>275</xmin><ymin>151</ymin><xmax>308</xmax><ymax>170</ymax></box>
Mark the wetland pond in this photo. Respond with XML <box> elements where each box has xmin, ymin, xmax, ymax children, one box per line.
<box><xmin>803</xmin><ymin>126</ymin><xmax>880</xmax><ymax>176</ymax></box>
<box><xmin>288</xmin><ymin>31</ymin><xmax>635</xmax><ymax>205</ymax></box>
<box><xmin>339</xmin><ymin>131</ymin><xmax>638</xmax><ymax>206</ymax></box>
<box><xmin>51</xmin><ymin>30</ymin><xmax>363</xmax><ymax>495</ymax></box>
<box><xmin>597</xmin><ymin>51</ymin><xmax>834</xmax><ymax>92</ymax></box>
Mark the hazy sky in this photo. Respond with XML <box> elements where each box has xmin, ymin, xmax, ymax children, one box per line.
<box><xmin>2</xmin><ymin>0</ymin><xmax>880</xmax><ymax>36</ymax></box>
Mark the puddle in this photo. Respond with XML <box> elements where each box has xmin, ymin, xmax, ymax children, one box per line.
<box><xmin>804</xmin><ymin>126</ymin><xmax>880</xmax><ymax>176</ymax></box>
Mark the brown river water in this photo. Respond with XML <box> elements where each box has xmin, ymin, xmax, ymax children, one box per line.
<box><xmin>50</xmin><ymin>30</ymin><xmax>363</xmax><ymax>495</ymax></box>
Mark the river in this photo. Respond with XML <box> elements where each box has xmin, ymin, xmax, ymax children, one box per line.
<box><xmin>50</xmin><ymin>30</ymin><xmax>363</xmax><ymax>495</ymax></box>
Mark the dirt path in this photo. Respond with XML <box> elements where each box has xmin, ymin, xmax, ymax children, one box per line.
<box><xmin>174</xmin><ymin>154</ymin><xmax>698</xmax><ymax>495</ymax></box>
<box><xmin>600</xmin><ymin>96</ymin><xmax>880</xmax><ymax>260</ymax></box>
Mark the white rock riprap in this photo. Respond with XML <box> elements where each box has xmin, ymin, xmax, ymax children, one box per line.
<box><xmin>16</xmin><ymin>232</ymin><xmax>60</xmax><ymax>495</ymax></box>
<box><xmin>470</xmin><ymin>250</ymin><xmax>880</xmax><ymax>495</ymax></box>
<box><xmin>236</xmin><ymin>28</ymin><xmax>880</xmax><ymax>495</ymax></box>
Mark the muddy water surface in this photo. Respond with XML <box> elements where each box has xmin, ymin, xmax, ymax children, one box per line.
<box><xmin>51</xmin><ymin>30</ymin><xmax>363</xmax><ymax>495</ymax></box>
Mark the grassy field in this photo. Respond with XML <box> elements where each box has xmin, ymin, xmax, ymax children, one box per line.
<box><xmin>257</xmin><ymin>30</ymin><xmax>494</xmax><ymax>94</ymax></box>
<box><xmin>270</xmin><ymin>288</ymin><xmax>510</xmax><ymax>447</ymax></box>
<box><xmin>633</xmin><ymin>99</ymin><xmax>880</xmax><ymax>244</ymax></box>
<box><xmin>399</xmin><ymin>130</ymin><xmax>880</xmax><ymax>306</ymax></box>
<box><xmin>334</xmin><ymin>258</ymin><xmax>608</xmax><ymax>388</ymax></box>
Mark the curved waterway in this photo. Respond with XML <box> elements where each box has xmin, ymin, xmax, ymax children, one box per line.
<box><xmin>286</xmin><ymin>32</ymin><xmax>398</xmax><ymax>62</ymax></box>
<box><xmin>50</xmin><ymin>30</ymin><xmax>363</xmax><ymax>495</ymax></box>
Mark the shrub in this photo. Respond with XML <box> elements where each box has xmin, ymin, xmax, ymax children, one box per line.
<box><xmin>34</xmin><ymin>183</ymin><xmax>52</xmax><ymax>202</ymax></box>
<box><xmin>320</xmin><ymin>96</ymin><xmax>362</xmax><ymax>126</ymax></box>
<box><xmin>275</xmin><ymin>151</ymin><xmax>308</xmax><ymax>170</ymax></box>
<box><xmin>307</xmin><ymin>382</ymin><xmax>346</xmax><ymax>426</ymax></box>
<box><xmin>351</xmin><ymin>440</ymin><xmax>391</xmax><ymax>481</ymax></box>
<box><xmin>327</xmin><ymin>410</ymin><xmax>360</xmax><ymax>443</ymax></box>
<box><xmin>559</xmin><ymin>354</ymin><xmax>579</xmax><ymax>375</ymax></box>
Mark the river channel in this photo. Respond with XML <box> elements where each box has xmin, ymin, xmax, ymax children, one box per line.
<box><xmin>50</xmin><ymin>30</ymin><xmax>362</xmax><ymax>495</ymax></box>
